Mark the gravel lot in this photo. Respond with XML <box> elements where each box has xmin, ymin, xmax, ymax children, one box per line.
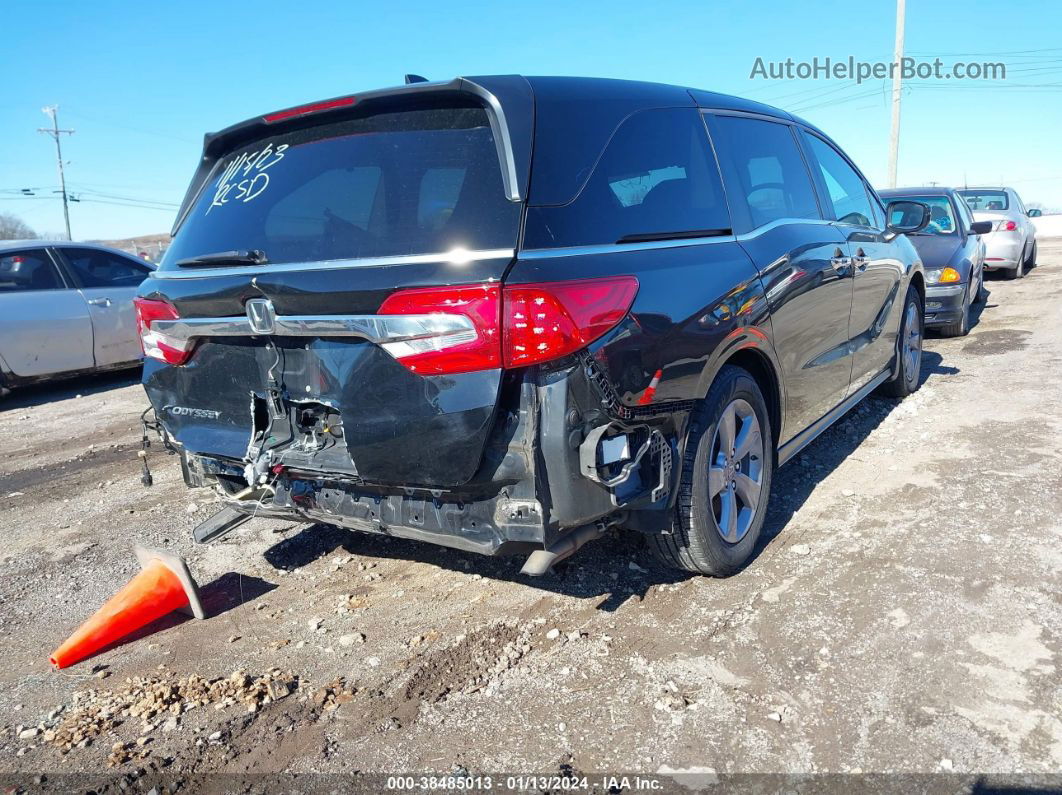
<box><xmin>2</xmin><ymin>244</ymin><xmax>1061</xmax><ymax>790</ymax></box>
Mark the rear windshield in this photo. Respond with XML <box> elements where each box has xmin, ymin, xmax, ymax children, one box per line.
<box><xmin>161</xmin><ymin>106</ymin><xmax>520</xmax><ymax>269</ymax></box>
<box><xmin>958</xmin><ymin>190</ymin><xmax>1009</xmax><ymax>212</ymax></box>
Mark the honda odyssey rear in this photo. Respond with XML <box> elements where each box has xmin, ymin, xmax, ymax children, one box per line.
<box><xmin>140</xmin><ymin>76</ymin><xmax>927</xmax><ymax>576</ymax></box>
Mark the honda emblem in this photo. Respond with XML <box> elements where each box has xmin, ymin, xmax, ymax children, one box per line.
<box><xmin>245</xmin><ymin>298</ymin><xmax>276</xmax><ymax>334</ymax></box>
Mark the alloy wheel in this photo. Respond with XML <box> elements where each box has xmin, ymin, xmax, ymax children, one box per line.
<box><xmin>708</xmin><ymin>398</ymin><xmax>764</xmax><ymax>543</ymax></box>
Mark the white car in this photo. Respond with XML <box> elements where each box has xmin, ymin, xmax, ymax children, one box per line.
<box><xmin>957</xmin><ymin>187</ymin><xmax>1038</xmax><ymax>279</ymax></box>
<box><xmin>0</xmin><ymin>240</ymin><xmax>155</xmax><ymax>395</ymax></box>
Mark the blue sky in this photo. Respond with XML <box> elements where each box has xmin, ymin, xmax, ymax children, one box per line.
<box><xmin>2</xmin><ymin>0</ymin><xmax>1060</xmax><ymax>240</ymax></box>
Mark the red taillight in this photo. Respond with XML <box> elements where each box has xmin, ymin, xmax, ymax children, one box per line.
<box><xmin>133</xmin><ymin>297</ymin><xmax>193</xmax><ymax>366</ymax></box>
<box><xmin>377</xmin><ymin>276</ymin><xmax>639</xmax><ymax>375</ymax></box>
<box><xmin>378</xmin><ymin>284</ymin><xmax>501</xmax><ymax>375</ymax></box>
<box><xmin>999</xmin><ymin>220</ymin><xmax>1018</xmax><ymax>232</ymax></box>
<box><xmin>263</xmin><ymin>97</ymin><xmax>356</xmax><ymax>123</ymax></box>
<box><xmin>502</xmin><ymin>277</ymin><xmax>639</xmax><ymax>368</ymax></box>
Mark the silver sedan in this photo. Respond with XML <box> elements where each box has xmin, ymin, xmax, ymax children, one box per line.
<box><xmin>0</xmin><ymin>240</ymin><xmax>155</xmax><ymax>395</ymax></box>
<box><xmin>957</xmin><ymin>186</ymin><xmax>1039</xmax><ymax>279</ymax></box>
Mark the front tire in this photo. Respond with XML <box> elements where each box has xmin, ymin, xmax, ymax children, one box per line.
<box><xmin>649</xmin><ymin>365</ymin><xmax>773</xmax><ymax>576</ymax></box>
<box><xmin>938</xmin><ymin>281</ymin><xmax>972</xmax><ymax>338</ymax></box>
<box><xmin>880</xmin><ymin>286</ymin><xmax>924</xmax><ymax>398</ymax></box>
<box><xmin>974</xmin><ymin>268</ymin><xmax>988</xmax><ymax>304</ymax></box>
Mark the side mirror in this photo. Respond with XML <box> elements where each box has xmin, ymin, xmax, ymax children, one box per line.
<box><xmin>970</xmin><ymin>220</ymin><xmax>994</xmax><ymax>235</ymax></box>
<box><xmin>885</xmin><ymin>200</ymin><xmax>930</xmax><ymax>235</ymax></box>
<box><xmin>1028</xmin><ymin>208</ymin><xmax>1042</xmax><ymax>218</ymax></box>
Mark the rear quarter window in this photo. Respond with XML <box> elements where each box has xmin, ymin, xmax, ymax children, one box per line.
<box><xmin>706</xmin><ymin>115</ymin><xmax>821</xmax><ymax>232</ymax></box>
<box><xmin>522</xmin><ymin>108</ymin><xmax>731</xmax><ymax>248</ymax></box>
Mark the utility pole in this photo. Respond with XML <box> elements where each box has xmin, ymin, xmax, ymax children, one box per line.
<box><xmin>887</xmin><ymin>0</ymin><xmax>906</xmax><ymax>188</ymax></box>
<box><xmin>38</xmin><ymin>105</ymin><xmax>75</xmax><ymax>240</ymax></box>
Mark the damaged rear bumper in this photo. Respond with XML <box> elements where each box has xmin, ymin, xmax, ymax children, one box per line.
<box><xmin>172</xmin><ymin>356</ymin><xmax>684</xmax><ymax>562</ymax></box>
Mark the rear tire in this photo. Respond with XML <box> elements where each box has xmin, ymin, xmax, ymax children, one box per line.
<box><xmin>938</xmin><ymin>282</ymin><xmax>972</xmax><ymax>338</ymax></box>
<box><xmin>1007</xmin><ymin>255</ymin><xmax>1025</xmax><ymax>280</ymax></box>
<box><xmin>649</xmin><ymin>365</ymin><xmax>773</xmax><ymax>577</ymax></box>
<box><xmin>880</xmin><ymin>286</ymin><xmax>924</xmax><ymax>398</ymax></box>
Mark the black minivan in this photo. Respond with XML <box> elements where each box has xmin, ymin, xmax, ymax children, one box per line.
<box><xmin>137</xmin><ymin>76</ymin><xmax>929</xmax><ymax>577</ymax></box>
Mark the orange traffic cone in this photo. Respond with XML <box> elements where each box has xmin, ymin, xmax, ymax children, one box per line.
<box><xmin>49</xmin><ymin>546</ymin><xmax>205</xmax><ymax>670</ymax></box>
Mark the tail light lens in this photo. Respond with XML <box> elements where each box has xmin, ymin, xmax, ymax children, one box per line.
<box><xmin>134</xmin><ymin>297</ymin><xmax>194</xmax><ymax>366</ymax></box>
<box><xmin>378</xmin><ymin>284</ymin><xmax>501</xmax><ymax>375</ymax></box>
<box><xmin>502</xmin><ymin>277</ymin><xmax>639</xmax><ymax>368</ymax></box>
<box><xmin>998</xmin><ymin>220</ymin><xmax>1018</xmax><ymax>232</ymax></box>
<box><xmin>379</xmin><ymin>276</ymin><xmax>639</xmax><ymax>375</ymax></box>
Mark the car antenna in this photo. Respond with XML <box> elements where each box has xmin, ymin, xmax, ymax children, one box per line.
<box><xmin>405</xmin><ymin>74</ymin><xmax>429</xmax><ymax>84</ymax></box>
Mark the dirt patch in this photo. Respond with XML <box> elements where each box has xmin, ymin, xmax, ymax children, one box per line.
<box><xmin>961</xmin><ymin>327</ymin><xmax>1032</xmax><ymax>356</ymax></box>
<box><xmin>403</xmin><ymin>621</ymin><xmax>530</xmax><ymax>705</ymax></box>
<box><xmin>1</xmin><ymin>442</ymin><xmax>139</xmax><ymax>496</ymax></box>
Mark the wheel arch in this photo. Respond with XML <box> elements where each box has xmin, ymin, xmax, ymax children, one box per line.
<box><xmin>705</xmin><ymin>345</ymin><xmax>783</xmax><ymax>457</ymax></box>
<box><xmin>910</xmin><ymin>270</ymin><xmax>925</xmax><ymax>306</ymax></box>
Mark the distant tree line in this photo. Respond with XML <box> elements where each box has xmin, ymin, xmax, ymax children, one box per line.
<box><xmin>0</xmin><ymin>212</ymin><xmax>40</xmax><ymax>241</ymax></box>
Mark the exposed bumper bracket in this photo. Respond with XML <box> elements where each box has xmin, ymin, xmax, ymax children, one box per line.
<box><xmin>192</xmin><ymin>506</ymin><xmax>253</xmax><ymax>544</ymax></box>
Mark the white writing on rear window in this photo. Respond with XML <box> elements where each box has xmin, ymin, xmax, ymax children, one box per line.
<box><xmin>207</xmin><ymin>143</ymin><xmax>289</xmax><ymax>214</ymax></box>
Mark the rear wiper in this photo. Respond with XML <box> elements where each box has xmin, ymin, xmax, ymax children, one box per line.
<box><xmin>175</xmin><ymin>249</ymin><xmax>268</xmax><ymax>267</ymax></box>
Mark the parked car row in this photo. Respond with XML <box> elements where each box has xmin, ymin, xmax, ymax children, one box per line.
<box><xmin>0</xmin><ymin>241</ymin><xmax>154</xmax><ymax>395</ymax></box>
<box><xmin>1</xmin><ymin>76</ymin><xmax>1044</xmax><ymax>581</ymax></box>
<box><xmin>878</xmin><ymin>185</ymin><xmax>1040</xmax><ymax>337</ymax></box>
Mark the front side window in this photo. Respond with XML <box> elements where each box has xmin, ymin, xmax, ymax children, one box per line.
<box><xmin>958</xmin><ymin>189</ymin><xmax>1009</xmax><ymax>212</ymax></box>
<box><xmin>0</xmin><ymin>250</ymin><xmax>63</xmax><ymax>292</ymax></box>
<box><xmin>522</xmin><ymin>108</ymin><xmax>730</xmax><ymax>248</ymax></box>
<box><xmin>707</xmin><ymin>115</ymin><xmax>821</xmax><ymax>232</ymax></box>
<box><xmin>63</xmin><ymin>248</ymin><xmax>152</xmax><ymax>287</ymax></box>
<box><xmin>803</xmin><ymin>133</ymin><xmax>876</xmax><ymax>227</ymax></box>
<box><xmin>162</xmin><ymin>104</ymin><xmax>521</xmax><ymax>269</ymax></box>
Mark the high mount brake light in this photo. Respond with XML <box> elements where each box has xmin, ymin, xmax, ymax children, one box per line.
<box><xmin>134</xmin><ymin>297</ymin><xmax>193</xmax><ymax>366</ymax></box>
<box><xmin>263</xmin><ymin>97</ymin><xmax>357</xmax><ymax>123</ymax></box>
<box><xmin>378</xmin><ymin>276</ymin><xmax>639</xmax><ymax>375</ymax></box>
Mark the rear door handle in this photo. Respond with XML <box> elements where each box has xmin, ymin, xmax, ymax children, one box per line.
<box><xmin>830</xmin><ymin>256</ymin><xmax>853</xmax><ymax>274</ymax></box>
<box><xmin>87</xmin><ymin>297</ymin><xmax>112</xmax><ymax>307</ymax></box>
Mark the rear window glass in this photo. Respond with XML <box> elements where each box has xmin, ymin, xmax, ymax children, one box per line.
<box><xmin>959</xmin><ymin>190</ymin><xmax>1009</xmax><ymax>212</ymax></box>
<box><xmin>523</xmin><ymin>108</ymin><xmax>730</xmax><ymax>248</ymax></box>
<box><xmin>162</xmin><ymin>106</ymin><xmax>520</xmax><ymax>268</ymax></box>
